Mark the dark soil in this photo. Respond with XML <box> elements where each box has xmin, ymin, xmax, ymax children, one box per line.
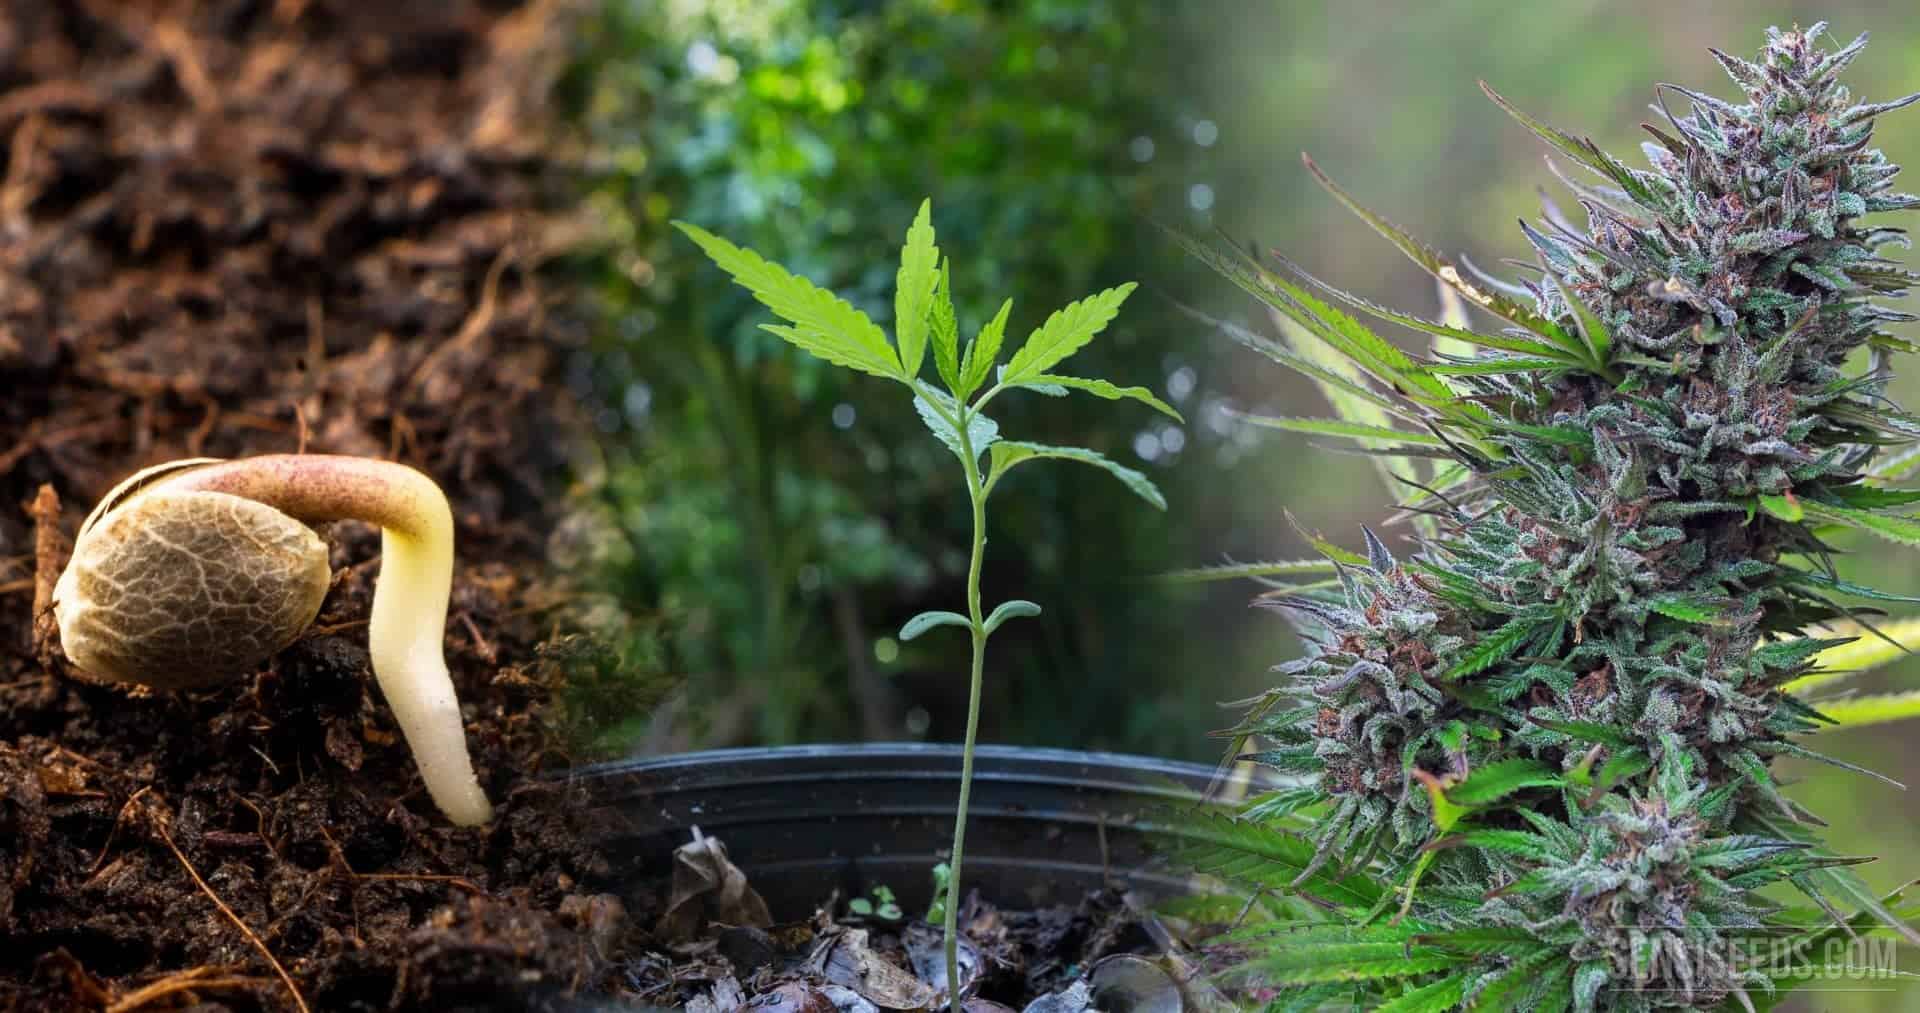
<box><xmin>0</xmin><ymin>4</ymin><xmax>1207</xmax><ymax>1010</ymax></box>
<box><xmin>0</xmin><ymin>2</ymin><xmax>632</xmax><ymax>1009</ymax></box>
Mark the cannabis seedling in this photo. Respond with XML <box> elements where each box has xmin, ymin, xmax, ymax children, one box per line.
<box><xmin>54</xmin><ymin>454</ymin><xmax>493</xmax><ymax>826</ymax></box>
<box><xmin>1171</xmin><ymin>23</ymin><xmax>1920</xmax><ymax>1009</ymax></box>
<box><xmin>847</xmin><ymin>883</ymin><xmax>903</xmax><ymax>922</ymax></box>
<box><xmin>676</xmin><ymin>200</ymin><xmax>1175</xmax><ymax>1013</ymax></box>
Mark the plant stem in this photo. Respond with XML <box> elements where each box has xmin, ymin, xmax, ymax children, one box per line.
<box><xmin>944</xmin><ymin>403</ymin><xmax>990</xmax><ymax>1013</ymax></box>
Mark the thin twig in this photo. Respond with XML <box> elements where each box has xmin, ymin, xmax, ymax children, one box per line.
<box><xmin>319</xmin><ymin>820</ymin><xmax>484</xmax><ymax>894</ymax></box>
<box><xmin>151</xmin><ymin>799</ymin><xmax>310</xmax><ymax>1013</ymax></box>
<box><xmin>458</xmin><ymin>611</ymin><xmax>497</xmax><ymax>663</ymax></box>
<box><xmin>106</xmin><ymin>966</ymin><xmax>269</xmax><ymax>1013</ymax></box>
<box><xmin>405</xmin><ymin>246</ymin><xmax>515</xmax><ymax>398</ymax></box>
<box><xmin>354</xmin><ymin>872</ymin><xmax>485</xmax><ymax>894</ymax></box>
<box><xmin>303</xmin><ymin>619</ymin><xmax>370</xmax><ymax>637</ymax></box>
<box><xmin>186</xmin><ymin>396</ymin><xmax>220</xmax><ymax>457</ymax></box>
<box><xmin>29</xmin><ymin>484</ymin><xmax>62</xmax><ymax>666</ymax></box>
<box><xmin>2</xmin><ymin>112</ymin><xmax>43</xmax><ymax>221</ymax></box>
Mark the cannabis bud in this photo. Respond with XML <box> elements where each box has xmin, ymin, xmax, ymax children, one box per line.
<box><xmin>1176</xmin><ymin>23</ymin><xmax>1920</xmax><ymax>1009</ymax></box>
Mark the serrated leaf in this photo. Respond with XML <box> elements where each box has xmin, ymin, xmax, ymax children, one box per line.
<box><xmin>893</xmin><ymin>199</ymin><xmax>939</xmax><ymax>379</ymax></box>
<box><xmin>1445</xmin><ymin>619</ymin><xmax>1539</xmax><ymax>680</ymax></box>
<box><xmin>983</xmin><ymin>599</ymin><xmax>1041</xmax><ymax>635</ymax></box>
<box><xmin>1479</xmin><ymin>82</ymin><xmax>1660</xmax><ymax>207</ymax></box>
<box><xmin>1431</xmin><ymin>830</ymin><xmax>1559</xmax><ymax>864</ymax></box>
<box><xmin>674</xmin><ymin>221</ymin><xmax>902</xmax><ymax>379</ymax></box>
<box><xmin>1523</xmin><ymin>965</ymin><xmax>1575</xmax><ymax>1013</ymax></box>
<box><xmin>986</xmin><ymin>440</ymin><xmax>1164</xmax><ymax>509</ymax></box>
<box><xmin>1824</xmin><ymin>485</ymin><xmax>1920</xmax><ymax>510</ymax></box>
<box><xmin>1487</xmin><ymin>420</ymin><xmax>1594</xmax><ymax>451</ymax></box>
<box><xmin>913</xmin><ymin>391</ymin><xmax>998</xmax><ymax>463</ymax></box>
<box><xmin>1163</xmin><ymin>227</ymin><xmax>1457</xmax><ymax>409</ymax></box>
<box><xmin>1000</xmin><ymin>283</ymin><xmax>1135</xmax><ymax>384</ymax></box>
<box><xmin>1526</xmin><ymin>718</ymin><xmax>1634</xmax><ymax>748</ymax></box>
<box><xmin>1758</xmin><ymin>492</ymin><xmax>1804</xmax><ymax>522</ymax></box>
<box><xmin>1300</xmin><ymin>155</ymin><xmax>1585</xmax><ymax>353</ymax></box>
<box><xmin>1594</xmin><ymin>747</ymin><xmax>1653</xmax><ymax>792</ymax></box>
<box><xmin>1803</xmin><ymin>500</ymin><xmax>1920</xmax><ymax>547</ymax></box>
<box><xmin>1645</xmin><ymin>594</ymin><xmax>1726</xmax><ymax>624</ymax></box>
<box><xmin>1689</xmin><ymin>834</ymin><xmax>1805</xmax><ymax>871</ymax></box>
<box><xmin>1178</xmin><ymin>300</ymin><xmax>1421</xmax><ymax>424</ymax></box>
<box><xmin>1728</xmin><ymin>750</ymin><xmax>1797</xmax><ymax>819</ymax></box>
<box><xmin>1257</xmin><ymin>984</ymin><xmax>1356</xmax><ymax>1013</ymax></box>
<box><xmin>1785</xmin><ymin>861</ymin><xmax>1920</xmax><ymax>949</ymax></box>
<box><xmin>1274</xmin><ymin>253</ymin><xmax>1577</xmax><ymax>363</ymax></box>
<box><xmin>1022</xmin><ymin>373</ymin><xmax>1183</xmax><ymax>421</ymax></box>
<box><xmin>1155</xmin><ymin>558</ymin><xmax>1341</xmax><ymax>584</ymax></box>
<box><xmin>1244</xmin><ymin>952</ymin><xmax>1464</xmax><ymax>987</ymax></box>
<box><xmin>929</xmin><ymin>260</ymin><xmax>962</xmax><ymax>392</ymax></box>
<box><xmin>1234</xmin><ymin>414</ymin><xmax>1445</xmax><ymax>446</ymax></box>
<box><xmin>1466</xmin><ymin>949</ymin><xmax>1563</xmax><ymax>1012</ymax></box>
<box><xmin>1426</xmin><ymin>357</ymin><xmax>1573</xmax><ymax>376</ymax></box>
<box><xmin>1293</xmin><ymin>523</ymin><xmax>1371</xmax><ymax>568</ymax></box>
<box><xmin>1754</xmin><ymin>635</ymin><xmax>1851</xmax><ymax>672</ymax></box>
<box><xmin>1374</xmin><ymin>972</ymin><xmax>1470</xmax><ymax>1013</ymax></box>
<box><xmin>957</xmin><ymin>295</ymin><xmax>1010</xmax><ymax>398</ymax></box>
<box><xmin>1445</xmin><ymin>758</ymin><xmax>1563</xmax><ymax>808</ymax></box>
<box><xmin>1548</xmin><ymin>274</ymin><xmax>1613</xmax><ymax>367</ymax></box>
<box><xmin>1256</xmin><ymin>265</ymin><xmax>1460</xmax><ymax>407</ymax></box>
<box><xmin>900</xmin><ymin>610</ymin><xmax>970</xmax><ymax>641</ymax></box>
<box><xmin>1784</xmin><ymin>571</ymin><xmax>1920</xmax><ymax>604</ymax></box>
<box><xmin>1788</xmin><ymin>617</ymin><xmax>1920</xmax><ymax>691</ymax></box>
<box><xmin>1262</xmin><ymin>309</ymin><xmax>1414</xmax><ymax>496</ymax></box>
<box><xmin>1414</xmin><ymin>927</ymin><xmax>1552</xmax><ymax>957</ymax></box>
<box><xmin>1158</xmin><ymin>812</ymin><xmax>1387</xmax><ymax>910</ymax></box>
<box><xmin>1811</xmin><ymin>690</ymin><xmax>1920</xmax><ymax>731</ymax></box>
<box><xmin>1867</xmin><ymin>445</ymin><xmax>1920</xmax><ymax>482</ymax></box>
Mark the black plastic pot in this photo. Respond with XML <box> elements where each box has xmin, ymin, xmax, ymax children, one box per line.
<box><xmin>576</xmin><ymin>743</ymin><xmax>1229</xmax><ymax>918</ymax></box>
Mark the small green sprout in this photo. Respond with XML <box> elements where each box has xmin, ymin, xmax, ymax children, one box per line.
<box><xmin>676</xmin><ymin>200</ymin><xmax>1174</xmax><ymax>1013</ymax></box>
<box><xmin>925</xmin><ymin>861</ymin><xmax>952</xmax><ymax>928</ymax></box>
<box><xmin>848</xmin><ymin>883</ymin><xmax>902</xmax><ymax>921</ymax></box>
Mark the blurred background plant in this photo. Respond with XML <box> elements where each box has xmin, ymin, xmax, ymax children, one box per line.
<box><xmin>558</xmin><ymin>0</ymin><xmax>1235</xmax><ymax>756</ymax></box>
<box><xmin>560</xmin><ymin>9</ymin><xmax>1920</xmax><ymax>1004</ymax></box>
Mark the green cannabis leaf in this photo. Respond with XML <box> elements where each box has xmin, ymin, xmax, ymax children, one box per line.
<box><xmin>676</xmin><ymin>199</ymin><xmax>1167</xmax><ymax>1013</ymax></box>
<box><xmin>1000</xmin><ymin>283</ymin><xmax>1136</xmax><ymax>384</ymax></box>
<box><xmin>894</xmin><ymin>199</ymin><xmax>940</xmax><ymax>379</ymax></box>
<box><xmin>986</xmin><ymin>441</ymin><xmax>1165</xmax><ymax>510</ymax></box>
<box><xmin>672</xmin><ymin>221</ymin><xmax>903</xmax><ymax>380</ymax></box>
<box><xmin>1016</xmin><ymin>373</ymin><xmax>1182</xmax><ymax>421</ymax></box>
<box><xmin>913</xmin><ymin>390</ymin><xmax>999</xmax><ymax>464</ymax></box>
<box><xmin>959</xmin><ymin>297</ymin><xmax>1013</xmax><ymax>399</ymax></box>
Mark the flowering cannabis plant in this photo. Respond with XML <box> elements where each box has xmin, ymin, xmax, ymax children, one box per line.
<box><xmin>1174</xmin><ymin>24</ymin><xmax>1920</xmax><ymax>1010</ymax></box>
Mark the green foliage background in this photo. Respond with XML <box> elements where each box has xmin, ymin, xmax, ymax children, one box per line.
<box><xmin>566</xmin><ymin>7</ymin><xmax>1919</xmax><ymax>1004</ymax></box>
<box><xmin>561</xmin><ymin>0</ymin><xmax>1228</xmax><ymax>757</ymax></box>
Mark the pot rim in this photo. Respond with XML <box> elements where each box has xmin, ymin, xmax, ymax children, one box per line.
<box><xmin>568</xmin><ymin>741</ymin><xmax>1248</xmax><ymax>797</ymax></box>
